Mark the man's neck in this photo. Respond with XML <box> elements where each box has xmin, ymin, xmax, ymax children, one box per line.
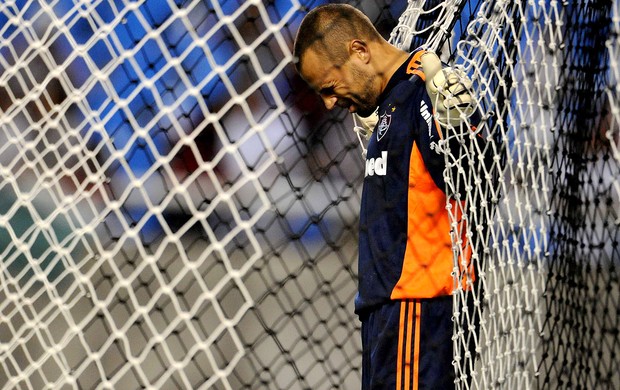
<box><xmin>376</xmin><ymin>46</ymin><xmax>410</xmax><ymax>94</ymax></box>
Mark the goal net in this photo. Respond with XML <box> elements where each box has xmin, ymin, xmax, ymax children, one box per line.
<box><xmin>0</xmin><ymin>1</ymin><xmax>618</xmax><ymax>389</ymax></box>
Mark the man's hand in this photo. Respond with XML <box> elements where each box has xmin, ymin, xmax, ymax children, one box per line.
<box><xmin>353</xmin><ymin>111</ymin><xmax>379</xmax><ymax>140</ymax></box>
<box><xmin>421</xmin><ymin>52</ymin><xmax>476</xmax><ymax>127</ymax></box>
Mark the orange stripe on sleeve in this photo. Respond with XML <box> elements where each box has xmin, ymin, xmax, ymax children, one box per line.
<box><xmin>406</xmin><ymin>50</ymin><xmax>427</xmax><ymax>81</ymax></box>
<box><xmin>412</xmin><ymin>69</ymin><xmax>425</xmax><ymax>80</ymax></box>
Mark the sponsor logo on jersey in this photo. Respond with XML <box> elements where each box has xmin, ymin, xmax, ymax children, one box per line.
<box><xmin>420</xmin><ymin>100</ymin><xmax>433</xmax><ymax>137</ymax></box>
<box><xmin>377</xmin><ymin>111</ymin><xmax>391</xmax><ymax>141</ymax></box>
<box><xmin>365</xmin><ymin>151</ymin><xmax>388</xmax><ymax>177</ymax></box>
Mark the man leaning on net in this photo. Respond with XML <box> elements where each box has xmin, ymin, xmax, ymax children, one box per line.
<box><xmin>293</xmin><ymin>4</ymin><xmax>480</xmax><ymax>390</ymax></box>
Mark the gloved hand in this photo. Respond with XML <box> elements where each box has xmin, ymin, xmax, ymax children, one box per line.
<box><xmin>421</xmin><ymin>51</ymin><xmax>476</xmax><ymax>127</ymax></box>
<box><xmin>353</xmin><ymin>111</ymin><xmax>379</xmax><ymax>140</ymax></box>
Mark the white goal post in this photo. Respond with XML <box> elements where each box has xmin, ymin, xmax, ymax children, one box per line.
<box><xmin>1</xmin><ymin>1</ymin><xmax>619</xmax><ymax>389</ymax></box>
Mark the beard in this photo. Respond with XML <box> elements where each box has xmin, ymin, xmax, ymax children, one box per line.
<box><xmin>355</xmin><ymin>105</ymin><xmax>377</xmax><ymax>118</ymax></box>
<box><xmin>348</xmin><ymin>64</ymin><xmax>378</xmax><ymax>117</ymax></box>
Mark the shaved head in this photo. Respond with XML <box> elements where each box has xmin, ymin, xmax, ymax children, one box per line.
<box><xmin>293</xmin><ymin>4</ymin><xmax>383</xmax><ymax>71</ymax></box>
<box><xmin>293</xmin><ymin>4</ymin><xmax>406</xmax><ymax>117</ymax></box>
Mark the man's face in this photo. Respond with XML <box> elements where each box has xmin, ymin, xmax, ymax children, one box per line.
<box><xmin>300</xmin><ymin>48</ymin><xmax>378</xmax><ymax>117</ymax></box>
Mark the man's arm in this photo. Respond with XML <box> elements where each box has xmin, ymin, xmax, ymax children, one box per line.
<box><xmin>414</xmin><ymin>52</ymin><xmax>493</xmax><ymax>198</ymax></box>
<box><xmin>353</xmin><ymin>50</ymin><xmax>476</xmax><ymax>139</ymax></box>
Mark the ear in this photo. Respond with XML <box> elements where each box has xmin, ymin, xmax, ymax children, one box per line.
<box><xmin>350</xmin><ymin>40</ymin><xmax>370</xmax><ymax>63</ymax></box>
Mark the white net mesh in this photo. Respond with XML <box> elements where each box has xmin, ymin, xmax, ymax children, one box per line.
<box><xmin>0</xmin><ymin>1</ymin><xmax>293</xmax><ymax>388</ymax></box>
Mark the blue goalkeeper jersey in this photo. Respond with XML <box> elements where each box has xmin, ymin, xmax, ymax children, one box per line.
<box><xmin>355</xmin><ymin>49</ymin><xmax>471</xmax><ymax>314</ymax></box>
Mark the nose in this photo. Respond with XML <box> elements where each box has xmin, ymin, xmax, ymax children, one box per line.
<box><xmin>321</xmin><ymin>94</ymin><xmax>337</xmax><ymax>110</ymax></box>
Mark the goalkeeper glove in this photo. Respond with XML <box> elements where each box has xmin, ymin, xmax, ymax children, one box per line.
<box><xmin>353</xmin><ymin>110</ymin><xmax>379</xmax><ymax>140</ymax></box>
<box><xmin>421</xmin><ymin>51</ymin><xmax>476</xmax><ymax>127</ymax></box>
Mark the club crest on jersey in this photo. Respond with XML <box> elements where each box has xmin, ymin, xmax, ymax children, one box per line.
<box><xmin>377</xmin><ymin>111</ymin><xmax>391</xmax><ymax>141</ymax></box>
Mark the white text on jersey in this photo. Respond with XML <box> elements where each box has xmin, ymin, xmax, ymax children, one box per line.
<box><xmin>365</xmin><ymin>151</ymin><xmax>388</xmax><ymax>177</ymax></box>
<box><xmin>420</xmin><ymin>100</ymin><xmax>432</xmax><ymax>136</ymax></box>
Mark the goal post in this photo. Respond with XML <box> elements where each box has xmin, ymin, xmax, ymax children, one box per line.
<box><xmin>0</xmin><ymin>1</ymin><xmax>619</xmax><ymax>389</ymax></box>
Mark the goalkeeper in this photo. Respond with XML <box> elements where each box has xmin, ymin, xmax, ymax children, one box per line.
<box><xmin>294</xmin><ymin>4</ymin><xmax>482</xmax><ymax>390</ymax></box>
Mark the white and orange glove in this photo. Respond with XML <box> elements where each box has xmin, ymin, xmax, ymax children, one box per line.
<box><xmin>421</xmin><ymin>51</ymin><xmax>476</xmax><ymax>127</ymax></box>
